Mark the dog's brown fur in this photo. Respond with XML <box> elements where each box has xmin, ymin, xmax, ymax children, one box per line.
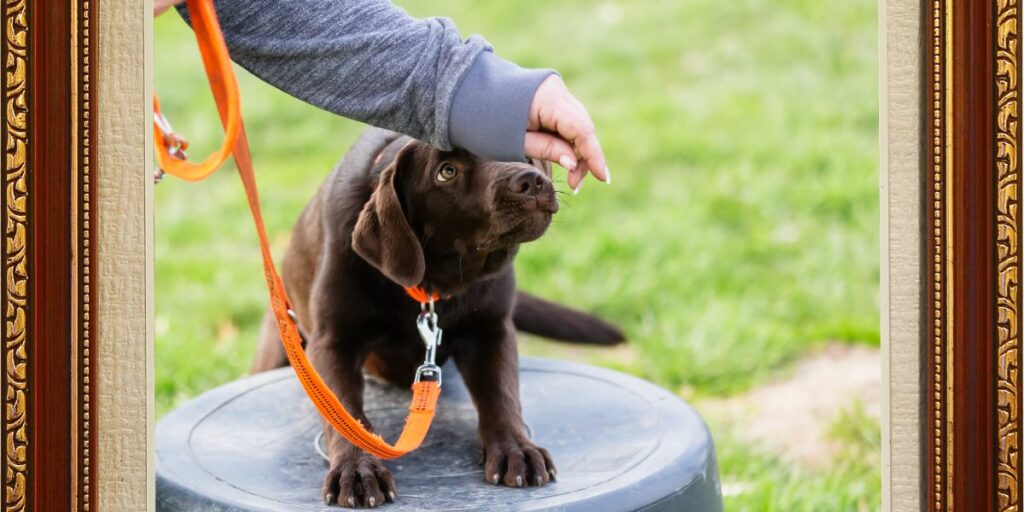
<box><xmin>253</xmin><ymin>128</ymin><xmax>624</xmax><ymax>508</ymax></box>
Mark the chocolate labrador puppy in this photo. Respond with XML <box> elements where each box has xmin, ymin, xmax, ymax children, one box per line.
<box><xmin>252</xmin><ymin>128</ymin><xmax>624</xmax><ymax>508</ymax></box>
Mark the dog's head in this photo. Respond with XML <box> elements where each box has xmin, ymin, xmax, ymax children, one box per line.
<box><xmin>352</xmin><ymin>140</ymin><xmax>558</xmax><ymax>292</ymax></box>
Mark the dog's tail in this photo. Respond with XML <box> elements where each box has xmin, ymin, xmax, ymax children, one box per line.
<box><xmin>513</xmin><ymin>291</ymin><xmax>626</xmax><ymax>345</ymax></box>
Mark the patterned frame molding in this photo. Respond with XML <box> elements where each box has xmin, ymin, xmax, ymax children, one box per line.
<box><xmin>71</xmin><ymin>0</ymin><xmax>98</xmax><ymax>508</ymax></box>
<box><xmin>925</xmin><ymin>0</ymin><xmax>1023</xmax><ymax>510</ymax></box>
<box><xmin>1</xmin><ymin>0</ymin><xmax>99</xmax><ymax>511</ymax></box>
<box><xmin>2</xmin><ymin>0</ymin><xmax>29</xmax><ymax>510</ymax></box>
<box><xmin>994</xmin><ymin>0</ymin><xmax>1021</xmax><ymax>507</ymax></box>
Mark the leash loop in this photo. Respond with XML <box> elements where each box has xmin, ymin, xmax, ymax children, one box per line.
<box><xmin>151</xmin><ymin>0</ymin><xmax>241</xmax><ymax>183</ymax></box>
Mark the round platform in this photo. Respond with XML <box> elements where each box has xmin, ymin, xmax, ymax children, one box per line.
<box><xmin>157</xmin><ymin>357</ymin><xmax>722</xmax><ymax>511</ymax></box>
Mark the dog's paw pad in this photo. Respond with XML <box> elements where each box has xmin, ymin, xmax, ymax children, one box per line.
<box><xmin>482</xmin><ymin>438</ymin><xmax>556</xmax><ymax>488</ymax></box>
<box><xmin>322</xmin><ymin>453</ymin><xmax>396</xmax><ymax>508</ymax></box>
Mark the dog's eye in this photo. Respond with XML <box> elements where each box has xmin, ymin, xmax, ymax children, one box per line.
<box><xmin>436</xmin><ymin>163</ymin><xmax>458</xmax><ymax>182</ymax></box>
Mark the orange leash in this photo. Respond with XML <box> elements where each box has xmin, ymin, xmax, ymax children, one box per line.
<box><xmin>154</xmin><ymin>0</ymin><xmax>441</xmax><ymax>459</ymax></box>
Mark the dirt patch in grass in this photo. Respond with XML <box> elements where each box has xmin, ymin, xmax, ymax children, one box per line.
<box><xmin>699</xmin><ymin>343</ymin><xmax>880</xmax><ymax>466</ymax></box>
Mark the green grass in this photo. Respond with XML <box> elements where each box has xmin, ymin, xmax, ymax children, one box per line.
<box><xmin>154</xmin><ymin>0</ymin><xmax>879</xmax><ymax>508</ymax></box>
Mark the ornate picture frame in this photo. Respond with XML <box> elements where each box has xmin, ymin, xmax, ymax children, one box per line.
<box><xmin>923</xmin><ymin>0</ymin><xmax>1023</xmax><ymax>510</ymax></box>
<box><xmin>2</xmin><ymin>0</ymin><xmax>100</xmax><ymax>510</ymax></box>
<box><xmin>3</xmin><ymin>0</ymin><xmax>150</xmax><ymax>510</ymax></box>
<box><xmin>1</xmin><ymin>0</ymin><xmax>1021</xmax><ymax>510</ymax></box>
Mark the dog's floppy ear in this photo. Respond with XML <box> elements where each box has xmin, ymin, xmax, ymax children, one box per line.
<box><xmin>352</xmin><ymin>145</ymin><xmax>425</xmax><ymax>287</ymax></box>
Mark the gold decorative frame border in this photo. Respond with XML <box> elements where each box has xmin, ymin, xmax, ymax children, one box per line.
<box><xmin>2</xmin><ymin>0</ymin><xmax>29</xmax><ymax>510</ymax></box>
<box><xmin>927</xmin><ymin>0</ymin><xmax>953</xmax><ymax>508</ymax></box>
<box><xmin>920</xmin><ymin>1</ymin><xmax>946</xmax><ymax>509</ymax></box>
<box><xmin>71</xmin><ymin>0</ymin><xmax>97</xmax><ymax>509</ymax></box>
<box><xmin>926</xmin><ymin>0</ymin><xmax>1022</xmax><ymax>510</ymax></box>
<box><xmin>994</xmin><ymin>0</ymin><xmax>1020</xmax><ymax>509</ymax></box>
<box><xmin>2</xmin><ymin>0</ymin><xmax>99</xmax><ymax>509</ymax></box>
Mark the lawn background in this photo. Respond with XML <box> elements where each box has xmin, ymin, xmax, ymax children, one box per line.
<box><xmin>154</xmin><ymin>0</ymin><xmax>880</xmax><ymax>509</ymax></box>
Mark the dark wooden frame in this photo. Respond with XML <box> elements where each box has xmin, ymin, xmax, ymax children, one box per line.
<box><xmin>924</xmin><ymin>0</ymin><xmax>1023</xmax><ymax>510</ymax></box>
<box><xmin>2</xmin><ymin>0</ymin><xmax>99</xmax><ymax>511</ymax></box>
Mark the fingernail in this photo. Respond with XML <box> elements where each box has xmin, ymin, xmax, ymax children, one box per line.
<box><xmin>369</xmin><ymin>497</ymin><xmax>376</xmax><ymax>507</ymax></box>
<box><xmin>559</xmin><ymin>155</ymin><xmax>577</xmax><ymax>171</ymax></box>
<box><xmin>325</xmin><ymin>493</ymin><xmax>335</xmax><ymax>505</ymax></box>
<box><xmin>389</xmin><ymin>491</ymin><xmax>396</xmax><ymax>501</ymax></box>
<box><xmin>535</xmin><ymin>476</ymin><xmax>544</xmax><ymax>486</ymax></box>
<box><xmin>348</xmin><ymin>496</ymin><xmax>356</xmax><ymax>507</ymax></box>
<box><xmin>604</xmin><ymin>167</ymin><xmax>612</xmax><ymax>185</ymax></box>
<box><xmin>572</xmin><ymin>179</ymin><xmax>584</xmax><ymax>195</ymax></box>
<box><xmin>516</xmin><ymin>475</ymin><xmax>523</xmax><ymax>487</ymax></box>
<box><xmin>492</xmin><ymin>473</ymin><xmax>500</xmax><ymax>484</ymax></box>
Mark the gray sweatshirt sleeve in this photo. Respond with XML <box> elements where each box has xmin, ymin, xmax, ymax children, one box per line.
<box><xmin>177</xmin><ymin>0</ymin><xmax>553</xmax><ymax>162</ymax></box>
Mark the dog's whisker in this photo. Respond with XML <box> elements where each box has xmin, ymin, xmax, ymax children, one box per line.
<box><xmin>458</xmin><ymin>254</ymin><xmax>465</xmax><ymax>287</ymax></box>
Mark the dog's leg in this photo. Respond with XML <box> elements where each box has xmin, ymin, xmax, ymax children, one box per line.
<box><xmin>308</xmin><ymin>339</ymin><xmax>397</xmax><ymax>508</ymax></box>
<box><xmin>454</xmin><ymin>318</ymin><xmax>556</xmax><ymax>488</ymax></box>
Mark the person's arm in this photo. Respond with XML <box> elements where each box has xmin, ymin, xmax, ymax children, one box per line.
<box><xmin>167</xmin><ymin>0</ymin><xmax>608</xmax><ymax>187</ymax></box>
<box><xmin>175</xmin><ymin>0</ymin><xmax>545</xmax><ymax>161</ymax></box>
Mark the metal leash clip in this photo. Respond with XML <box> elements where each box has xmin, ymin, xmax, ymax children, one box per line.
<box><xmin>286</xmin><ymin>308</ymin><xmax>309</xmax><ymax>348</ymax></box>
<box><xmin>414</xmin><ymin>298</ymin><xmax>443</xmax><ymax>386</ymax></box>
<box><xmin>153</xmin><ymin>109</ymin><xmax>190</xmax><ymax>184</ymax></box>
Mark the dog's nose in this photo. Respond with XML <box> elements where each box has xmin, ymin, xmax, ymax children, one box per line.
<box><xmin>508</xmin><ymin>169</ymin><xmax>548</xmax><ymax>197</ymax></box>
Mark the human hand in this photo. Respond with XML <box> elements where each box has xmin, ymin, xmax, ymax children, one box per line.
<box><xmin>154</xmin><ymin>0</ymin><xmax>184</xmax><ymax>16</ymax></box>
<box><xmin>525</xmin><ymin>75</ymin><xmax>609</xmax><ymax>192</ymax></box>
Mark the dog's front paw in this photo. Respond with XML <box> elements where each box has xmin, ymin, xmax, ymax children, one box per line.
<box><xmin>482</xmin><ymin>436</ymin><xmax>556</xmax><ymax>488</ymax></box>
<box><xmin>322</xmin><ymin>451</ymin><xmax>396</xmax><ymax>508</ymax></box>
